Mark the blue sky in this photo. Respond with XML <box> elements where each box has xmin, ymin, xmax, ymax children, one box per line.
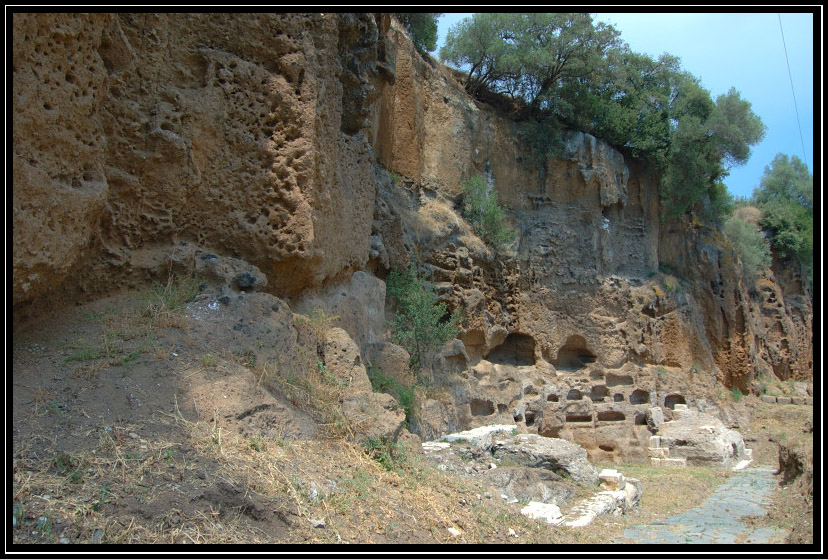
<box><xmin>435</xmin><ymin>12</ymin><xmax>816</xmax><ymax>201</ymax></box>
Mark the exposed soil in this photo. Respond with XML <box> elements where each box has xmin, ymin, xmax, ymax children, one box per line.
<box><xmin>10</xmin><ymin>285</ymin><xmax>814</xmax><ymax>547</ymax></box>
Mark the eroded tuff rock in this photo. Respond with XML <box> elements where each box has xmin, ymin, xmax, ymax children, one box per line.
<box><xmin>12</xmin><ymin>14</ymin><xmax>811</xmax><ymax>463</ymax></box>
<box><xmin>368</xmin><ymin>18</ymin><xmax>811</xmax><ymax>457</ymax></box>
<box><xmin>649</xmin><ymin>405</ymin><xmax>752</xmax><ymax>469</ymax></box>
<box><xmin>12</xmin><ymin>13</ymin><xmax>393</xmax><ymax>314</ymax></box>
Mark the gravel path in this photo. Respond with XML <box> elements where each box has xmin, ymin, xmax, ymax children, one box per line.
<box><xmin>613</xmin><ymin>466</ymin><xmax>786</xmax><ymax>544</ymax></box>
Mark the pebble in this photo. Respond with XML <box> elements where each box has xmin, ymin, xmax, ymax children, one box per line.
<box><xmin>310</xmin><ymin>518</ymin><xmax>325</xmax><ymax>528</ymax></box>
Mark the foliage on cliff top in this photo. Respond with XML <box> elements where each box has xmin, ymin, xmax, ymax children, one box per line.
<box><xmin>752</xmin><ymin>153</ymin><xmax>813</xmax><ymax>288</ymax></box>
<box><xmin>395</xmin><ymin>13</ymin><xmax>442</xmax><ymax>53</ymax></box>
<box><xmin>440</xmin><ymin>13</ymin><xmax>766</xmax><ymax>222</ymax></box>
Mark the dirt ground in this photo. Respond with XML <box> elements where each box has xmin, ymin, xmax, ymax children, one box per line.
<box><xmin>9</xmin><ymin>282</ymin><xmax>815</xmax><ymax>547</ymax></box>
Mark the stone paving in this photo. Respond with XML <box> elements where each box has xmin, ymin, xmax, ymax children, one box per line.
<box><xmin>613</xmin><ymin>466</ymin><xmax>786</xmax><ymax>544</ymax></box>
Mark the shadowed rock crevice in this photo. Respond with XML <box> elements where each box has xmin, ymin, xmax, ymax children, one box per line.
<box><xmin>485</xmin><ymin>333</ymin><xmax>536</xmax><ymax>366</ymax></box>
<box><xmin>551</xmin><ymin>335</ymin><xmax>596</xmax><ymax>372</ymax></box>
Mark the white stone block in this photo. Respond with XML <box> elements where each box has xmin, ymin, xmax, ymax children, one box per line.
<box><xmin>521</xmin><ymin>502</ymin><xmax>564</xmax><ymax>525</ymax></box>
<box><xmin>598</xmin><ymin>469</ymin><xmax>625</xmax><ymax>490</ymax></box>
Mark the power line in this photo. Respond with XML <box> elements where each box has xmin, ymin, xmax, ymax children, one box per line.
<box><xmin>778</xmin><ymin>13</ymin><xmax>808</xmax><ymax>168</ymax></box>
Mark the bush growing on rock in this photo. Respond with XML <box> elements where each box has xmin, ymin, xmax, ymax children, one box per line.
<box><xmin>461</xmin><ymin>175</ymin><xmax>516</xmax><ymax>251</ymax></box>
<box><xmin>394</xmin><ymin>13</ymin><xmax>442</xmax><ymax>53</ymax></box>
<box><xmin>723</xmin><ymin>210</ymin><xmax>771</xmax><ymax>288</ymax></box>
<box><xmin>387</xmin><ymin>265</ymin><xmax>462</xmax><ymax>374</ymax></box>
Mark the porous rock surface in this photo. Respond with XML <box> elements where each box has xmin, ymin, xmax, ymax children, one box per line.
<box><xmin>12</xmin><ymin>13</ymin><xmax>812</xmax><ymax>465</ymax></box>
<box><xmin>652</xmin><ymin>406</ymin><xmax>751</xmax><ymax>468</ymax></box>
<box><xmin>12</xmin><ymin>13</ymin><xmax>392</xmax><ymax>310</ymax></box>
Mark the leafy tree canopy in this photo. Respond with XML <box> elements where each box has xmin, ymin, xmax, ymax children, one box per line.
<box><xmin>439</xmin><ymin>13</ymin><xmax>766</xmax><ymax>223</ymax></box>
<box><xmin>752</xmin><ymin>153</ymin><xmax>813</xmax><ymax>277</ymax></box>
<box><xmin>395</xmin><ymin>13</ymin><xmax>442</xmax><ymax>53</ymax></box>
<box><xmin>440</xmin><ymin>13</ymin><xmax>621</xmax><ymax>114</ymax></box>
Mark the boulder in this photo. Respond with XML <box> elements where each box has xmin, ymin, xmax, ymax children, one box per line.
<box><xmin>654</xmin><ymin>407</ymin><xmax>750</xmax><ymax>468</ymax></box>
<box><xmin>322</xmin><ymin>327</ymin><xmax>373</xmax><ymax>394</ymax></box>
<box><xmin>366</xmin><ymin>342</ymin><xmax>414</xmax><ymax>387</ymax></box>
<box><xmin>521</xmin><ymin>502</ymin><xmax>564</xmax><ymax>526</ymax></box>
<box><xmin>342</xmin><ymin>391</ymin><xmax>406</xmax><ymax>445</ymax></box>
<box><xmin>482</xmin><ymin>466</ymin><xmax>573</xmax><ymax>506</ymax></box>
<box><xmin>413</xmin><ymin>398</ymin><xmax>458</xmax><ymax>441</ymax></box>
<box><xmin>167</xmin><ymin>243</ymin><xmax>268</xmax><ymax>293</ymax></box>
<box><xmin>563</xmin><ymin>475</ymin><xmax>642</xmax><ymax>527</ymax></box>
<box><xmin>440</xmin><ymin>424</ymin><xmax>517</xmax><ymax>448</ymax></box>
<box><xmin>491</xmin><ymin>433</ymin><xmax>599</xmax><ymax>486</ymax></box>
<box><xmin>293</xmin><ymin>271</ymin><xmax>387</xmax><ymax>351</ymax></box>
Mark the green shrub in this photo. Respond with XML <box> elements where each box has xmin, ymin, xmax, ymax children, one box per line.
<box><xmin>395</xmin><ymin>13</ymin><xmax>442</xmax><ymax>53</ymax></box>
<box><xmin>387</xmin><ymin>265</ymin><xmax>462</xmax><ymax>372</ymax></box>
<box><xmin>461</xmin><ymin>175</ymin><xmax>516</xmax><ymax>250</ymax></box>
<box><xmin>363</xmin><ymin>436</ymin><xmax>404</xmax><ymax>471</ymax></box>
<box><xmin>752</xmin><ymin>153</ymin><xmax>813</xmax><ymax>292</ymax></box>
<box><xmin>723</xmin><ymin>212</ymin><xmax>771</xmax><ymax>286</ymax></box>
<box><xmin>367</xmin><ymin>365</ymin><xmax>416</xmax><ymax>427</ymax></box>
<box><xmin>731</xmin><ymin>387</ymin><xmax>743</xmax><ymax>402</ymax></box>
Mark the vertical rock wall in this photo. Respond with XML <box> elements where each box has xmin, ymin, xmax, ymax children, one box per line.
<box><xmin>12</xmin><ymin>13</ymin><xmax>811</xmax><ymax>439</ymax></box>
<box><xmin>12</xmin><ymin>13</ymin><xmax>391</xmax><ymax>314</ymax></box>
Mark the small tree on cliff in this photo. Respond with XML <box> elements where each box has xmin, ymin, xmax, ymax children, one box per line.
<box><xmin>461</xmin><ymin>175</ymin><xmax>516</xmax><ymax>251</ymax></box>
<box><xmin>387</xmin><ymin>265</ymin><xmax>462</xmax><ymax>375</ymax></box>
<box><xmin>723</xmin><ymin>208</ymin><xmax>771</xmax><ymax>289</ymax></box>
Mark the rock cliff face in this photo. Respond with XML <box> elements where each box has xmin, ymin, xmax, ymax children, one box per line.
<box><xmin>12</xmin><ymin>13</ymin><xmax>812</xmax><ymax>460</ymax></box>
<box><xmin>13</xmin><ymin>13</ymin><xmax>389</xmax><ymax>308</ymax></box>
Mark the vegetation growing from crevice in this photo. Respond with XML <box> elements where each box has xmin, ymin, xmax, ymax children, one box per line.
<box><xmin>461</xmin><ymin>174</ymin><xmax>516</xmax><ymax>251</ymax></box>
<box><xmin>723</xmin><ymin>206</ymin><xmax>772</xmax><ymax>289</ymax></box>
<box><xmin>386</xmin><ymin>265</ymin><xmax>463</xmax><ymax>374</ymax></box>
<box><xmin>367</xmin><ymin>365</ymin><xmax>416</xmax><ymax>428</ymax></box>
<box><xmin>440</xmin><ymin>12</ymin><xmax>766</xmax><ymax>223</ymax></box>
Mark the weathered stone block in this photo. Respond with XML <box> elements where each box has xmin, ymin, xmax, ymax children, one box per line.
<box><xmin>491</xmin><ymin>434</ymin><xmax>599</xmax><ymax>486</ymax></box>
<box><xmin>521</xmin><ymin>502</ymin><xmax>564</xmax><ymax>525</ymax></box>
<box><xmin>598</xmin><ymin>469</ymin><xmax>625</xmax><ymax>491</ymax></box>
<box><xmin>646</xmin><ymin>407</ymin><xmax>664</xmax><ymax>430</ymax></box>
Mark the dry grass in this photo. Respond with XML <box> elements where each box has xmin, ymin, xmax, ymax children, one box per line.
<box><xmin>12</xmin><ymin>282</ymin><xmax>812</xmax><ymax>546</ymax></box>
<box><xmin>12</xmin><ymin>402</ymin><xmax>742</xmax><ymax>546</ymax></box>
<box><xmin>402</xmin><ymin>198</ymin><xmax>488</xmax><ymax>256</ymax></box>
<box><xmin>739</xmin><ymin>397</ymin><xmax>813</xmax><ymax>544</ymax></box>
